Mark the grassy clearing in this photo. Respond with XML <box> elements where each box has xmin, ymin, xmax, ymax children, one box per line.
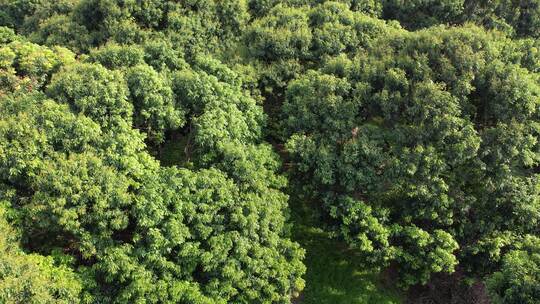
<box><xmin>290</xmin><ymin>195</ymin><xmax>403</xmax><ymax>304</ymax></box>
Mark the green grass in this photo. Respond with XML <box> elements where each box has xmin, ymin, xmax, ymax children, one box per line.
<box><xmin>291</xmin><ymin>196</ymin><xmax>403</xmax><ymax>304</ymax></box>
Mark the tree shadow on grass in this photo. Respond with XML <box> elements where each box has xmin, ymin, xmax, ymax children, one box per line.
<box><xmin>290</xmin><ymin>194</ymin><xmax>402</xmax><ymax>304</ymax></box>
<box><xmin>295</xmin><ymin>225</ymin><xmax>401</xmax><ymax>304</ymax></box>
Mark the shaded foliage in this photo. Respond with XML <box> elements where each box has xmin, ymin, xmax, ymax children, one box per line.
<box><xmin>1</xmin><ymin>1</ymin><xmax>540</xmax><ymax>303</ymax></box>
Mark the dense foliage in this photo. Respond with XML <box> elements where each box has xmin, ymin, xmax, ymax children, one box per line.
<box><xmin>0</xmin><ymin>4</ymin><xmax>304</xmax><ymax>302</ymax></box>
<box><xmin>282</xmin><ymin>24</ymin><xmax>540</xmax><ymax>286</ymax></box>
<box><xmin>487</xmin><ymin>235</ymin><xmax>540</xmax><ymax>304</ymax></box>
<box><xmin>1</xmin><ymin>0</ymin><xmax>540</xmax><ymax>303</ymax></box>
<box><xmin>0</xmin><ymin>203</ymin><xmax>82</xmax><ymax>303</ymax></box>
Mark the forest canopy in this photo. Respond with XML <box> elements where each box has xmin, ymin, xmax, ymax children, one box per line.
<box><xmin>0</xmin><ymin>0</ymin><xmax>539</xmax><ymax>303</ymax></box>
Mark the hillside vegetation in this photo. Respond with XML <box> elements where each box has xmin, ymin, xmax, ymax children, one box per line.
<box><xmin>1</xmin><ymin>1</ymin><xmax>540</xmax><ymax>303</ymax></box>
